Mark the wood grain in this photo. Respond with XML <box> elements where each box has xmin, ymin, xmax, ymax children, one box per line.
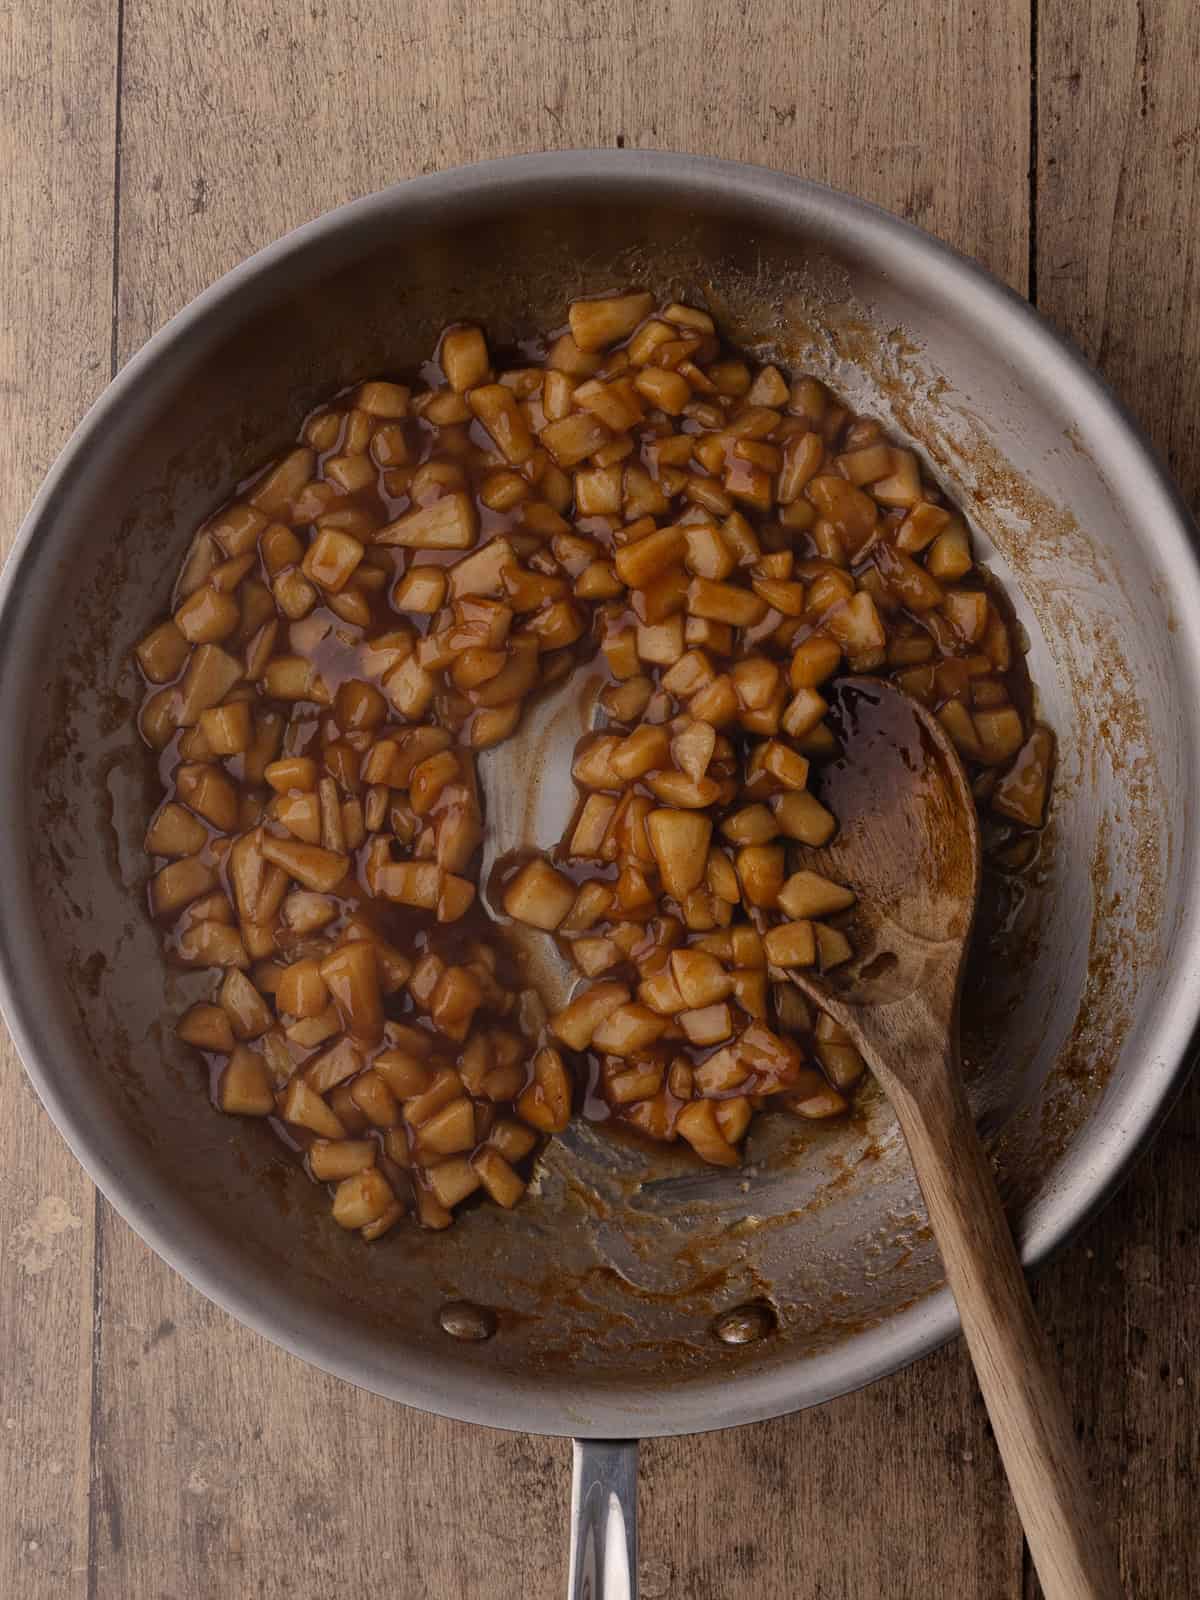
<box><xmin>1037</xmin><ymin>0</ymin><xmax>1200</xmax><ymax>512</ymax></box>
<box><xmin>88</xmin><ymin>1237</ymin><xmax>571</xmax><ymax>1597</ymax></box>
<box><xmin>1031</xmin><ymin>6</ymin><xmax>1200</xmax><ymax>1594</ymax></box>
<box><xmin>643</xmin><ymin>1349</ymin><xmax>1023</xmax><ymax>1598</ymax></box>
<box><xmin>0</xmin><ymin>3</ymin><xmax>117</xmax><ymax>1597</ymax></box>
<box><xmin>4</xmin><ymin>0</ymin><xmax>1196</xmax><ymax>1595</ymax></box>
<box><xmin>112</xmin><ymin>0</ymin><xmax>1031</xmax><ymax>362</ymax></box>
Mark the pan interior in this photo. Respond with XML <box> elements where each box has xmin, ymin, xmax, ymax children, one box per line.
<box><xmin>8</xmin><ymin>159</ymin><xmax>1194</xmax><ymax>1437</ymax></box>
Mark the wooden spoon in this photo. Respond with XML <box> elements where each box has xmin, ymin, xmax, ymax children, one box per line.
<box><xmin>784</xmin><ymin>678</ymin><xmax>1122</xmax><ymax>1600</ymax></box>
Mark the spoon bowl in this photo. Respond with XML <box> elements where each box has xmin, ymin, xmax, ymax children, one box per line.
<box><xmin>787</xmin><ymin>677</ymin><xmax>979</xmax><ymax>1029</ymax></box>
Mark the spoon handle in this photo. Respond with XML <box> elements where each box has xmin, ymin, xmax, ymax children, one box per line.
<box><xmin>891</xmin><ymin>1062</ymin><xmax>1123</xmax><ymax>1600</ymax></box>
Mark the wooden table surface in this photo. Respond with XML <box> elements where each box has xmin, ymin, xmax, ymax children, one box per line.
<box><xmin>2</xmin><ymin>3</ymin><xmax>1197</xmax><ymax>1595</ymax></box>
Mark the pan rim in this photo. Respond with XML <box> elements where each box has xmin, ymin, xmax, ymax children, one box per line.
<box><xmin>2</xmin><ymin>147</ymin><xmax>1198</xmax><ymax>1438</ymax></box>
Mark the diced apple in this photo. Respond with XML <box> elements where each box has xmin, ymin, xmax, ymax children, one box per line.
<box><xmin>281</xmin><ymin>1078</ymin><xmax>346</xmax><ymax>1138</ymax></box>
<box><xmin>419</xmin><ymin>1097</ymin><xmax>478</xmax><ymax>1156</ymax></box>
<box><xmin>992</xmin><ymin>725</ymin><xmax>1054</xmax><ymax>827</ymax></box>
<box><xmin>176</xmin><ymin>920</ymin><xmax>248</xmax><ymax>968</ymax></box>
<box><xmin>679</xmin><ymin>1003</ymin><xmax>734</xmax><ymax>1045</ymax></box>
<box><xmin>137</xmin><ymin>620</ymin><xmax>191</xmax><ymax>682</ymax></box>
<box><xmin>427</xmin><ymin>1157</ymin><xmax>483</xmax><ymax>1210</ymax></box>
<box><xmin>309</xmin><ymin>1139</ymin><xmax>377</xmax><ymax>1181</ymax></box>
<box><xmin>540</xmin><ymin>412</ymin><xmax>613</xmax><ymax>468</ymax></box>
<box><xmin>687</xmin><ymin>577</ymin><xmax>767</xmax><ymax>627</ymax></box>
<box><xmin>974</xmin><ymin>706</ymin><xmax>1026</xmax><ymax>767</ymax></box>
<box><xmin>145</xmin><ymin>802</ymin><xmax>208</xmax><ymax>858</ymax></box>
<box><xmin>781</xmin><ymin>688</ymin><xmax>828</xmax><ymax>741</ymax></box>
<box><xmin>176</xmin><ymin>644</ymin><xmax>242</xmax><ymax>725</ymax></box>
<box><xmin>175</xmin><ymin>763</ymin><xmax>239</xmax><ymax>832</ymax></box>
<box><xmin>669</xmin><ymin>949</ymin><xmax>733</xmax><ymax>1008</ymax></box>
<box><xmin>503</xmin><ymin>859</ymin><xmax>575</xmax><ymax>931</ymax></box>
<box><xmin>332</xmin><ymin>1168</ymin><xmax>394</xmax><ymax>1229</ymax></box>
<box><xmin>759</xmin><ymin>740</ymin><xmax>810</xmax><ymax>791</ymax></box>
<box><xmin>645</xmin><ymin>770</ymin><xmax>719</xmax><ymax>809</ymax></box>
<box><xmin>259</xmin><ymin>835</ymin><xmax>349</xmax><ymax>893</ymax></box>
<box><xmin>440</xmin><ymin>325</ymin><xmax>490</xmax><ymax>391</ymax></box>
<box><xmin>217</xmin><ymin>1046</ymin><xmax>275</xmax><ymax>1116</ymax></box>
<box><xmin>393</xmin><ymin>566</ymin><xmax>447</xmax><ymax>614</ymax></box>
<box><xmin>763</xmin><ymin>920</ymin><xmax>817</xmax><ymax>967</ymax></box>
<box><xmin>320</xmin><ymin>941</ymin><xmax>383</xmax><ymax>1044</ymax></box>
<box><xmin>646</xmin><ymin>809</ymin><xmax>712</xmax><ymax>900</ymax></box>
<box><xmin>675</xmin><ymin>1099</ymin><xmax>739</xmax><ymax>1166</ymax></box>
<box><xmin>550</xmin><ymin>983</ymin><xmax>631</xmax><ymax>1052</ymax></box>
<box><xmin>303</xmin><ymin>1036</ymin><xmax>365</xmax><ymax>1095</ymax></box>
<box><xmin>789</xmin><ymin>635</ymin><xmax>842</xmax><ymax>690</ymax></box>
<box><xmin>198</xmin><ymin>701</ymin><xmax>252</xmax><ymax>756</ymax></box>
<box><xmin>777</xmin><ymin>870</ymin><xmax>856</xmax><ymax>920</ymax></box>
<box><xmin>590</xmin><ymin>1003</ymin><xmax>669</xmax><ymax>1056</ymax></box>
<box><xmin>569</xmin><ymin>793</ymin><xmax>618</xmax><ymax>858</ymax></box>
<box><xmin>772</xmin><ymin>790</ymin><xmax>837</xmax><ymax>846</ymax></box>
<box><xmin>276</xmin><ymin>957</ymin><xmax>329</xmax><ymax>1019</ymax></box>
<box><xmin>469</xmin><ymin>383</ymin><xmax>535</xmax><ymax>464</ymax></box>
<box><xmin>378</xmin><ymin>491</ymin><xmax>477</xmax><ymax>549</ymax></box>
<box><xmin>568</xmin><ymin>291</ymin><xmax>654</xmax><ymax>352</ymax></box>
<box><xmin>608</xmin><ymin>1063</ymin><xmax>665</xmax><ymax>1104</ymax></box>
<box><xmin>735</xmin><ymin>844</ymin><xmax>786</xmax><ymax>908</ymax></box>
<box><xmin>175</xmin><ymin>585</ymin><xmax>241</xmax><ymax>645</ymax></box>
<box><xmin>815</xmin><ymin>923</ymin><xmax>854</xmax><ymax>971</ymax></box>
<box><xmin>471</xmin><ymin>1147</ymin><xmax>526</xmax><ymax>1208</ymax></box>
<box><xmin>219</xmin><ymin>968</ymin><xmax>274</xmax><ymax>1040</ymax></box>
<box><xmin>151</xmin><ymin>854</ymin><xmax>217</xmax><ymax>916</ymax></box>
<box><xmin>177</xmin><ymin>1003</ymin><xmax>235</xmax><ymax>1053</ymax></box>
<box><xmin>438</xmin><ymin>874</ymin><xmax>477</xmax><ymax>923</ymax></box>
<box><xmin>514</xmin><ymin>1046</ymin><xmax>572</xmax><ymax>1132</ymax></box>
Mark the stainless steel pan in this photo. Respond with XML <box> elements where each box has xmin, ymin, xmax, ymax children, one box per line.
<box><xmin>3</xmin><ymin>152</ymin><xmax>1199</xmax><ymax>1595</ymax></box>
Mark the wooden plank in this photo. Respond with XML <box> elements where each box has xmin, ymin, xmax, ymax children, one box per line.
<box><xmin>86</xmin><ymin>1240</ymin><xmax>571</xmax><ymax>1597</ymax></box>
<box><xmin>1017</xmin><ymin>1081</ymin><xmax>1200</xmax><ymax>1600</ymax></box>
<box><xmin>97</xmin><ymin>1</ymin><xmax>1031</xmax><ymax>1595</ymax></box>
<box><xmin>1034</xmin><ymin>7</ymin><xmax>1200</xmax><ymax>1594</ymax></box>
<box><xmin>0</xmin><ymin>2</ymin><xmax>118</xmax><ymax>1597</ymax></box>
<box><xmin>1037</xmin><ymin>0</ymin><xmax>1200</xmax><ymax>509</ymax></box>
<box><xmin>644</xmin><ymin>1342</ymin><xmax>1022</xmax><ymax>1597</ymax></box>
<box><xmin>113</xmin><ymin>0</ymin><xmax>1031</xmax><ymax>357</ymax></box>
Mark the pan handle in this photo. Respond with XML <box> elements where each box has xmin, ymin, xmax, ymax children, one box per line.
<box><xmin>568</xmin><ymin>1438</ymin><xmax>639</xmax><ymax>1600</ymax></box>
